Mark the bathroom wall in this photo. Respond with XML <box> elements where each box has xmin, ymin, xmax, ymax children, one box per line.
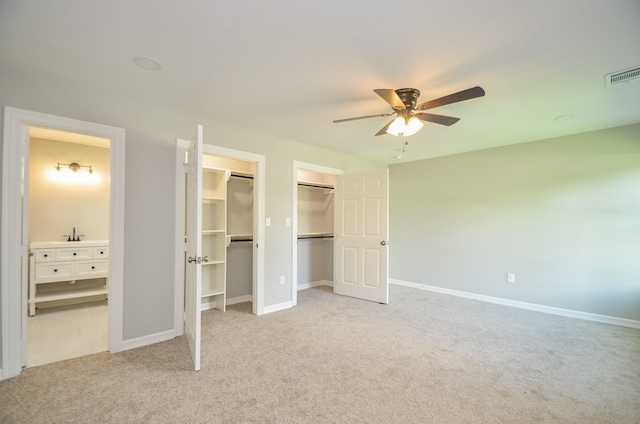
<box><xmin>29</xmin><ymin>138</ymin><xmax>111</xmax><ymax>243</ymax></box>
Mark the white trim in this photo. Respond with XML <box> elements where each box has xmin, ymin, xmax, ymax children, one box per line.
<box><xmin>227</xmin><ymin>295</ymin><xmax>253</xmax><ymax>306</ymax></box>
<box><xmin>201</xmin><ymin>144</ymin><xmax>265</xmax><ymax>316</ymax></box>
<box><xmin>390</xmin><ymin>279</ymin><xmax>640</xmax><ymax>329</ymax></box>
<box><xmin>122</xmin><ymin>329</ymin><xmax>177</xmax><ymax>351</ymax></box>
<box><xmin>174</xmin><ymin>139</ymin><xmax>188</xmax><ymax>337</ymax></box>
<box><xmin>2</xmin><ymin>107</ymin><xmax>125</xmax><ymax>381</ymax></box>
<box><xmin>297</xmin><ymin>280</ymin><xmax>333</xmax><ymax>291</ymax></box>
<box><xmin>291</xmin><ymin>161</ymin><xmax>343</xmax><ymax>307</ymax></box>
<box><xmin>201</xmin><ymin>295</ymin><xmax>253</xmax><ymax>311</ymax></box>
<box><xmin>263</xmin><ymin>301</ymin><xmax>293</xmax><ymax>315</ymax></box>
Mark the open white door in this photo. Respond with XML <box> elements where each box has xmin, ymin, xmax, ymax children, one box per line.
<box><xmin>334</xmin><ymin>169</ymin><xmax>389</xmax><ymax>304</ymax></box>
<box><xmin>185</xmin><ymin>125</ymin><xmax>203</xmax><ymax>371</ymax></box>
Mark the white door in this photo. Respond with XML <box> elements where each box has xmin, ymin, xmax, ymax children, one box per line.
<box><xmin>185</xmin><ymin>125</ymin><xmax>203</xmax><ymax>371</ymax></box>
<box><xmin>334</xmin><ymin>169</ymin><xmax>389</xmax><ymax>304</ymax></box>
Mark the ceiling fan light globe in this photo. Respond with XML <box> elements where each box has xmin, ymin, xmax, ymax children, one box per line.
<box><xmin>387</xmin><ymin>116</ymin><xmax>405</xmax><ymax>136</ymax></box>
<box><xmin>404</xmin><ymin>116</ymin><xmax>424</xmax><ymax>136</ymax></box>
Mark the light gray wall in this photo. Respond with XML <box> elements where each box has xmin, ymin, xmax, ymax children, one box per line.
<box><xmin>389</xmin><ymin>124</ymin><xmax>640</xmax><ymax>321</ymax></box>
<box><xmin>0</xmin><ymin>68</ymin><xmax>383</xmax><ymax>344</ymax></box>
<box><xmin>297</xmin><ymin>239</ymin><xmax>333</xmax><ymax>285</ymax></box>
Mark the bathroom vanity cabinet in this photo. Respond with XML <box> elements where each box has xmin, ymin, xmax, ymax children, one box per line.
<box><xmin>28</xmin><ymin>240</ymin><xmax>109</xmax><ymax>316</ymax></box>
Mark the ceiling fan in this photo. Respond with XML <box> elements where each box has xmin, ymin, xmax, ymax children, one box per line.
<box><xmin>333</xmin><ymin>86</ymin><xmax>485</xmax><ymax>137</ymax></box>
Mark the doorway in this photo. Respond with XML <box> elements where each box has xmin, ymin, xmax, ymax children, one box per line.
<box><xmin>291</xmin><ymin>161</ymin><xmax>343</xmax><ymax>306</ymax></box>
<box><xmin>175</xmin><ymin>138</ymin><xmax>265</xmax><ymax>326</ymax></box>
<box><xmin>1</xmin><ymin>107</ymin><xmax>125</xmax><ymax>381</ymax></box>
<box><xmin>27</xmin><ymin>128</ymin><xmax>111</xmax><ymax>367</ymax></box>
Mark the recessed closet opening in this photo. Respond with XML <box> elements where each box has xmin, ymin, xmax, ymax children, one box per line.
<box><xmin>292</xmin><ymin>162</ymin><xmax>343</xmax><ymax>306</ymax></box>
<box><xmin>201</xmin><ymin>154</ymin><xmax>255</xmax><ymax>312</ymax></box>
<box><xmin>27</xmin><ymin>127</ymin><xmax>111</xmax><ymax>367</ymax></box>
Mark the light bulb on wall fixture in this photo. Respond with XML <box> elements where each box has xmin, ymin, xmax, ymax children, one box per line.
<box><xmin>57</xmin><ymin>162</ymin><xmax>93</xmax><ymax>174</ymax></box>
<box><xmin>50</xmin><ymin>162</ymin><xmax>99</xmax><ymax>185</ymax></box>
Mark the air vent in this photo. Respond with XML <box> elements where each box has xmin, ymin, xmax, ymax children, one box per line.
<box><xmin>605</xmin><ymin>66</ymin><xmax>640</xmax><ymax>87</ymax></box>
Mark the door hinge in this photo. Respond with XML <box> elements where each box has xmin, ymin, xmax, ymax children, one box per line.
<box><xmin>183</xmin><ymin>312</ymin><xmax>186</xmax><ymax>322</ymax></box>
<box><xmin>183</xmin><ymin>242</ymin><xmax>188</xmax><ymax>252</ymax></box>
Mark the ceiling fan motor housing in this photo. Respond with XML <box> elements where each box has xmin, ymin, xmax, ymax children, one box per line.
<box><xmin>394</xmin><ymin>88</ymin><xmax>421</xmax><ymax>110</ymax></box>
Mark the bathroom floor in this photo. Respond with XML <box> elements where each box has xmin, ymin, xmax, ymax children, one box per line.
<box><xmin>27</xmin><ymin>300</ymin><xmax>108</xmax><ymax>367</ymax></box>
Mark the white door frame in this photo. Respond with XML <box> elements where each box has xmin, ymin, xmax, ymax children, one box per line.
<box><xmin>175</xmin><ymin>140</ymin><xmax>265</xmax><ymax>324</ymax></box>
<box><xmin>291</xmin><ymin>161</ymin><xmax>343</xmax><ymax>307</ymax></box>
<box><xmin>1</xmin><ymin>107</ymin><xmax>125</xmax><ymax>380</ymax></box>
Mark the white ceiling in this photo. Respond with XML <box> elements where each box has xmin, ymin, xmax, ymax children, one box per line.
<box><xmin>1</xmin><ymin>0</ymin><xmax>639</xmax><ymax>164</ymax></box>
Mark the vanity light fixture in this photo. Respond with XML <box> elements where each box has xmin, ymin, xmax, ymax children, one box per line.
<box><xmin>57</xmin><ymin>162</ymin><xmax>93</xmax><ymax>174</ymax></box>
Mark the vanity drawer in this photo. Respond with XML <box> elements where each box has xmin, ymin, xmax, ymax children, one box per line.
<box><xmin>35</xmin><ymin>262</ymin><xmax>73</xmax><ymax>280</ymax></box>
<box><xmin>93</xmin><ymin>247</ymin><xmax>109</xmax><ymax>259</ymax></box>
<box><xmin>75</xmin><ymin>260</ymin><xmax>108</xmax><ymax>278</ymax></box>
<box><xmin>57</xmin><ymin>247</ymin><xmax>92</xmax><ymax>261</ymax></box>
<box><xmin>35</xmin><ymin>249</ymin><xmax>56</xmax><ymax>263</ymax></box>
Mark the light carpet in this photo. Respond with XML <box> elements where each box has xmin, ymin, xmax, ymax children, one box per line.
<box><xmin>1</xmin><ymin>285</ymin><xmax>639</xmax><ymax>423</ymax></box>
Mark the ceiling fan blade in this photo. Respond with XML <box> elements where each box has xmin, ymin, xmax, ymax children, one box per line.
<box><xmin>415</xmin><ymin>86</ymin><xmax>485</xmax><ymax>111</ymax></box>
<box><xmin>374</xmin><ymin>89</ymin><xmax>406</xmax><ymax>110</ymax></box>
<box><xmin>415</xmin><ymin>113</ymin><xmax>460</xmax><ymax>126</ymax></box>
<box><xmin>375</xmin><ymin>118</ymin><xmax>395</xmax><ymax>136</ymax></box>
<box><xmin>333</xmin><ymin>113</ymin><xmax>391</xmax><ymax>123</ymax></box>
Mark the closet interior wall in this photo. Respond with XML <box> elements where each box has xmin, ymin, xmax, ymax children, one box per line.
<box><xmin>226</xmin><ymin>175</ymin><xmax>253</xmax><ymax>301</ymax></box>
<box><xmin>297</xmin><ymin>171</ymin><xmax>335</xmax><ymax>289</ymax></box>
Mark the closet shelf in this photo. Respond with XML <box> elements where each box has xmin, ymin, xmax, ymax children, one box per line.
<box><xmin>202</xmin><ymin>197</ymin><xmax>225</xmax><ymax>203</ymax></box>
<box><xmin>201</xmin><ymin>288</ymin><xmax>224</xmax><ymax>298</ymax></box>
<box><xmin>202</xmin><ymin>229</ymin><xmax>225</xmax><ymax>235</ymax></box>
<box><xmin>30</xmin><ymin>285</ymin><xmax>108</xmax><ymax>304</ymax></box>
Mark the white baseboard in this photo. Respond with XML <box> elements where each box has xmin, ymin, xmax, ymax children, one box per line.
<box><xmin>263</xmin><ymin>301</ymin><xmax>293</xmax><ymax>314</ymax></box>
<box><xmin>227</xmin><ymin>295</ymin><xmax>253</xmax><ymax>306</ymax></box>
<box><xmin>390</xmin><ymin>279</ymin><xmax>640</xmax><ymax>329</ymax></box>
<box><xmin>201</xmin><ymin>294</ymin><xmax>253</xmax><ymax>311</ymax></box>
<box><xmin>122</xmin><ymin>329</ymin><xmax>178</xmax><ymax>351</ymax></box>
<box><xmin>297</xmin><ymin>280</ymin><xmax>333</xmax><ymax>291</ymax></box>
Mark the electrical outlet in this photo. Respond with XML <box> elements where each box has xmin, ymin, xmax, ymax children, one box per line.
<box><xmin>279</xmin><ymin>275</ymin><xmax>285</xmax><ymax>285</ymax></box>
<box><xmin>507</xmin><ymin>273</ymin><xmax>516</xmax><ymax>283</ymax></box>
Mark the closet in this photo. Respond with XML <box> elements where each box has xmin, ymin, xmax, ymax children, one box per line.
<box><xmin>296</xmin><ymin>170</ymin><xmax>336</xmax><ymax>289</ymax></box>
<box><xmin>200</xmin><ymin>155</ymin><xmax>254</xmax><ymax>310</ymax></box>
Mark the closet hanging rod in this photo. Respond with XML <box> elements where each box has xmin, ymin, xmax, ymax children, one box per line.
<box><xmin>297</xmin><ymin>182</ymin><xmax>334</xmax><ymax>190</ymax></box>
<box><xmin>297</xmin><ymin>234</ymin><xmax>334</xmax><ymax>240</ymax></box>
<box><xmin>230</xmin><ymin>173</ymin><xmax>254</xmax><ymax>180</ymax></box>
<box><xmin>230</xmin><ymin>235</ymin><xmax>253</xmax><ymax>242</ymax></box>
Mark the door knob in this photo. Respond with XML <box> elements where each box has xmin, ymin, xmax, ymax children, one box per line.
<box><xmin>188</xmin><ymin>256</ymin><xmax>207</xmax><ymax>264</ymax></box>
<box><xmin>380</xmin><ymin>240</ymin><xmax>387</xmax><ymax>246</ymax></box>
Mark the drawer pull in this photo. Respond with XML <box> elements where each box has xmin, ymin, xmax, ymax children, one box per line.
<box><xmin>44</xmin><ymin>254</ymin><xmax>48</xmax><ymax>258</ymax></box>
<box><xmin>73</xmin><ymin>252</ymin><xmax>77</xmax><ymax>256</ymax></box>
<box><xmin>53</xmin><ymin>269</ymin><xmax>58</xmax><ymax>272</ymax></box>
<box><xmin>91</xmin><ymin>266</ymin><xmax>96</xmax><ymax>270</ymax></box>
